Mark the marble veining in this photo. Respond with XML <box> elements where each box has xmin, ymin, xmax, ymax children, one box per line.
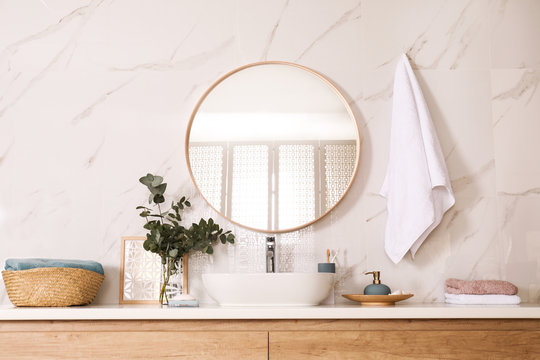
<box><xmin>0</xmin><ymin>0</ymin><xmax>539</xmax><ymax>305</ymax></box>
<box><xmin>260</xmin><ymin>0</ymin><xmax>290</xmax><ymax>61</ymax></box>
<box><xmin>492</xmin><ymin>69</ymin><xmax>540</xmax><ymax>105</ymax></box>
<box><xmin>405</xmin><ymin>1</ymin><xmax>481</xmax><ymax>70</ymax></box>
<box><xmin>71</xmin><ymin>77</ymin><xmax>137</xmax><ymax>125</ymax></box>
<box><xmin>110</xmin><ymin>37</ymin><xmax>235</xmax><ymax>73</ymax></box>
<box><xmin>450</xmin><ymin>160</ymin><xmax>495</xmax><ymax>192</ymax></box>
<box><xmin>2</xmin><ymin>1</ymin><xmax>103</xmax><ymax>56</ymax></box>
<box><xmin>294</xmin><ymin>0</ymin><xmax>362</xmax><ymax>62</ymax></box>
<box><xmin>0</xmin><ymin>0</ymin><xmax>106</xmax><ymax>119</ymax></box>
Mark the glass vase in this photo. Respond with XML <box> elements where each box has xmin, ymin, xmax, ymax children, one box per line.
<box><xmin>159</xmin><ymin>257</ymin><xmax>183</xmax><ymax>305</ymax></box>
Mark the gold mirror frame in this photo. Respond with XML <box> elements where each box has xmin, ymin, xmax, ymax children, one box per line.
<box><xmin>185</xmin><ymin>61</ymin><xmax>361</xmax><ymax>233</ymax></box>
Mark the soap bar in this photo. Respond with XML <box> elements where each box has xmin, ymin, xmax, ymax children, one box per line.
<box><xmin>168</xmin><ymin>299</ymin><xmax>199</xmax><ymax>307</ymax></box>
<box><xmin>172</xmin><ymin>294</ymin><xmax>196</xmax><ymax>301</ymax></box>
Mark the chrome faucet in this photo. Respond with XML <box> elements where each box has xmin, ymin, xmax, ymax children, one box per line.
<box><xmin>266</xmin><ymin>237</ymin><xmax>276</xmax><ymax>273</ymax></box>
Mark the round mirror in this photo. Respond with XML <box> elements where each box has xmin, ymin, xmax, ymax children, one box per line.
<box><xmin>186</xmin><ymin>62</ymin><xmax>360</xmax><ymax>233</ymax></box>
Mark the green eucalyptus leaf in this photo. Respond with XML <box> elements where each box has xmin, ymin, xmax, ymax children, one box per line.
<box><xmin>153</xmin><ymin>194</ymin><xmax>165</xmax><ymax>204</ymax></box>
<box><xmin>169</xmin><ymin>248</ymin><xmax>178</xmax><ymax>258</ymax></box>
<box><xmin>206</xmin><ymin>246</ymin><xmax>213</xmax><ymax>254</ymax></box>
<box><xmin>151</xmin><ymin>176</ymin><xmax>164</xmax><ymax>187</ymax></box>
<box><xmin>143</xmin><ymin>239</ymin><xmax>151</xmax><ymax>251</ymax></box>
<box><xmin>139</xmin><ymin>173</ymin><xmax>154</xmax><ymax>186</ymax></box>
<box><xmin>155</xmin><ymin>183</ymin><xmax>167</xmax><ymax>194</ymax></box>
<box><xmin>149</xmin><ymin>183</ymin><xmax>166</xmax><ymax>195</ymax></box>
<box><xmin>152</xmin><ymin>229</ymin><xmax>161</xmax><ymax>244</ymax></box>
<box><xmin>185</xmin><ymin>201</ymin><xmax>191</xmax><ymax>207</ymax></box>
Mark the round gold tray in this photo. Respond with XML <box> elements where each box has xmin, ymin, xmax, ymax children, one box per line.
<box><xmin>342</xmin><ymin>294</ymin><xmax>414</xmax><ymax>306</ymax></box>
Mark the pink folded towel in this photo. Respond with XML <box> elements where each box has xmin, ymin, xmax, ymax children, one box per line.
<box><xmin>445</xmin><ymin>278</ymin><xmax>518</xmax><ymax>295</ymax></box>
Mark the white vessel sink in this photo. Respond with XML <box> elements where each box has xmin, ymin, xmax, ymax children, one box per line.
<box><xmin>202</xmin><ymin>272</ymin><xmax>334</xmax><ymax>306</ymax></box>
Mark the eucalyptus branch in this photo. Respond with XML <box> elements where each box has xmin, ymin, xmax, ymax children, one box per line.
<box><xmin>137</xmin><ymin>173</ymin><xmax>236</xmax><ymax>303</ymax></box>
<box><xmin>157</xmin><ymin>203</ymin><xmax>164</xmax><ymax>225</ymax></box>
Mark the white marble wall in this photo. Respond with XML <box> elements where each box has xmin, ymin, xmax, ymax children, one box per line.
<box><xmin>1</xmin><ymin>0</ymin><xmax>539</xmax><ymax>305</ymax></box>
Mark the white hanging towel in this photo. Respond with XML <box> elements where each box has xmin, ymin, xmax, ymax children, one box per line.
<box><xmin>380</xmin><ymin>54</ymin><xmax>455</xmax><ymax>264</ymax></box>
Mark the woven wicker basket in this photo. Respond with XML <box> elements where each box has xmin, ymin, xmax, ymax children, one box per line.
<box><xmin>2</xmin><ymin>267</ymin><xmax>104</xmax><ymax>307</ymax></box>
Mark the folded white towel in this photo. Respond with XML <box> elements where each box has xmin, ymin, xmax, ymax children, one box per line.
<box><xmin>445</xmin><ymin>293</ymin><xmax>521</xmax><ymax>305</ymax></box>
<box><xmin>380</xmin><ymin>54</ymin><xmax>455</xmax><ymax>264</ymax></box>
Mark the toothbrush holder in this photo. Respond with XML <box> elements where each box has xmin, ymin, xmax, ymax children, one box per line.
<box><xmin>318</xmin><ymin>263</ymin><xmax>336</xmax><ymax>273</ymax></box>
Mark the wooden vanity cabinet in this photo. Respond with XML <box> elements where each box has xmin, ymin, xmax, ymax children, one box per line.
<box><xmin>269</xmin><ymin>319</ymin><xmax>540</xmax><ymax>359</ymax></box>
<box><xmin>1</xmin><ymin>319</ymin><xmax>539</xmax><ymax>359</ymax></box>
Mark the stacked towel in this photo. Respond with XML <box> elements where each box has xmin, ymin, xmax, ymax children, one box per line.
<box><xmin>444</xmin><ymin>278</ymin><xmax>520</xmax><ymax>305</ymax></box>
<box><xmin>446</xmin><ymin>278</ymin><xmax>518</xmax><ymax>295</ymax></box>
<box><xmin>445</xmin><ymin>293</ymin><xmax>521</xmax><ymax>305</ymax></box>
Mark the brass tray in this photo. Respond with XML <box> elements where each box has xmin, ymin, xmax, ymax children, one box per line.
<box><xmin>342</xmin><ymin>294</ymin><xmax>414</xmax><ymax>306</ymax></box>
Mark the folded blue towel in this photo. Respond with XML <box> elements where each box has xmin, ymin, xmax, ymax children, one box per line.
<box><xmin>4</xmin><ymin>258</ymin><xmax>104</xmax><ymax>276</ymax></box>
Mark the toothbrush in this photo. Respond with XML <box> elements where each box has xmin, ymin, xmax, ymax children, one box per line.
<box><xmin>330</xmin><ymin>248</ymin><xmax>340</xmax><ymax>263</ymax></box>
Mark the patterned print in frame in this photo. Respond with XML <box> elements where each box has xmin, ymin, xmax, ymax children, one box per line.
<box><xmin>119</xmin><ymin>236</ymin><xmax>188</xmax><ymax>304</ymax></box>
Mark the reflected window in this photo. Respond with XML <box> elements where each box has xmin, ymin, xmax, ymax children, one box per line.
<box><xmin>231</xmin><ymin>144</ymin><xmax>270</xmax><ymax>230</ymax></box>
<box><xmin>189</xmin><ymin>140</ymin><xmax>355</xmax><ymax>231</ymax></box>
<box><xmin>189</xmin><ymin>145</ymin><xmax>225</xmax><ymax>212</ymax></box>
<box><xmin>277</xmin><ymin>144</ymin><xmax>316</xmax><ymax>230</ymax></box>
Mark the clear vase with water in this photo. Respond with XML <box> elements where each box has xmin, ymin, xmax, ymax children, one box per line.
<box><xmin>159</xmin><ymin>257</ymin><xmax>183</xmax><ymax>305</ymax></box>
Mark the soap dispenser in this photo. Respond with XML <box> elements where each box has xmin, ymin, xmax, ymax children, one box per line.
<box><xmin>364</xmin><ymin>271</ymin><xmax>391</xmax><ymax>295</ymax></box>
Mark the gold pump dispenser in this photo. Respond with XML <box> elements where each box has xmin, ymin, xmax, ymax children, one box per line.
<box><xmin>365</xmin><ymin>271</ymin><xmax>382</xmax><ymax>284</ymax></box>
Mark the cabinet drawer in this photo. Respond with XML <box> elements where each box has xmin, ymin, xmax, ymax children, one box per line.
<box><xmin>269</xmin><ymin>330</ymin><xmax>540</xmax><ymax>359</ymax></box>
<box><xmin>0</xmin><ymin>331</ymin><xmax>268</xmax><ymax>360</ymax></box>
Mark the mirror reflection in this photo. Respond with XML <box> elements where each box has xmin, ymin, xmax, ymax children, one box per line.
<box><xmin>187</xmin><ymin>62</ymin><xmax>360</xmax><ymax>232</ymax></box>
